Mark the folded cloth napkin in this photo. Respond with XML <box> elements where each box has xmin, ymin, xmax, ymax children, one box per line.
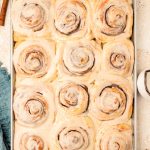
<box><xmin>0</xmin><ymin>63</ymin><xmax>10</xmax><ymax>150</ymax></box>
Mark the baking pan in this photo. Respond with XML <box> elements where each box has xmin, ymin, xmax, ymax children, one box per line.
<box><xmin>10</xmin><ymin>0</ymin><xmax>137</xmax><ymax>149</ymax></box>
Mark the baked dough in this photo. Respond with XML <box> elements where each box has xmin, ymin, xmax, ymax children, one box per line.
<box><xmin>13</xmin><ymin>38</ymin><xmax>56</xmax><ymax>82</ymax></box>
<box><xmin>50</xmin><ymin>116</ymin><xmax>95</xmax><ymax>150</ymax></box>
<box><xmin>12</xmin><ymin>0</ymin><xmax>134</xmax><ymax>149</ymax></box>
<box><xmin>95</xmin><ymin>124</ymin><xmax>133</xmax><ymax>150</ymax></box>
<box><xmin>50</xmin><ymin>0</ymin><xmax>92</xmax><ymax>40</ymax></box>
<box><xmin>54</xmin><ymin>80</ymin><xmax>89</xmax><ymax>116</ymax></box>
<box><xmin>90</xmin><ymin>74</ymin><xmax>133</xmax><ymax>124</ymax></box>
<box><xmin>102</xmin><ymin>39</ymin><xmax>134</xmax><ymax>77</ymax></box>
<box><xmin>19</xmin><ymin>133</ymin><xmax>47</xmax><ymax>150</ymax></box>
<box><xmin>13</xmin><ymin>80</ymin><xmax>55</xmax><ymax>127</ymax></box>
<box><xmin>57</xmin><ymin>39</ymin><xmax>102</xmax><ymax>83</ymax></box>
<box><xmin>12</xmin><ymin>0</ymin><xmax>51</xmax><ymax>39</ymax></box>
<box><xmin>92</xmin><ymin>0</ymin><xmax>133</xmax><ymax>42</ymax></box>
<box><xmin>14</xmin><ymin>123</ymin><xmax>50</xmax><ymax>150</ymax></box>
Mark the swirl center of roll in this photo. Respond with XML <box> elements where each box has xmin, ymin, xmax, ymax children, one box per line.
<box><xmin>59</xmin><ymin>84</ymin><xmax>88</xmax><ymax>108</ymax></box>
<box><xmin>110</xmin><ymin>53</ymin><xmax>126</xmax><ymax>69</ymax></box>
<box><xmin>101</xmin><ymin>5</ymin><xmax>127</xmax><ymax>36</ymax></box>
<box><xmin>106</xmin><ymin>6</ymin><xmax>126</xmax><ymax>28</ymax></box>
<box><xmin>58</xmin><ymin>127</ymin><xmax>89</xmax><ymax>150</ymax></box>
<box><xmin>26</xmin><ymin>52</ymin><xmax>42</xmax><ymax>71</ymax></box>
<box><xmin>96</xmin><ymin>85</ymin><xmax>126</xmax><ymax>119</ymax></box>
<box><xmin>71</xmin><ymin>48</ymin><xmax>89</xmax><ymax>67</ymax></box>
<box><xmin>22</xmin><ymin>135</ymin><xmax>44</xmax><ymax>150</ymax></box>
<box><xmin>23</xmin><ymin>94</ymin><xmax>48</xmax><ymax>124</ymax></box>
<box><xmin>20</xmin><ymin>45</ymin><xmax>49</xmax><ymax>77</ymax></box>
<box><xmin>20</xmin><ymin>3</ymin><xmax>45</xmax><ymax>31</ymax></box>
<box><xmin>64</xmin><ymin>89</ymin><xmax>78</xmax><ymax>106</ymax></box>
<box><xmin>64</xmin><ymin>46</ymin><xmax>95</xmax><ymax>75</ymax></box>
<box><xmin>25</xmin><ymin>99</ymin><xmax>44</xmax><ymax>116</ymax></box>
<box><xmin>55</xmin><ymin>11</ymin><xmax>80</xmax><ymax>35</ymax></box>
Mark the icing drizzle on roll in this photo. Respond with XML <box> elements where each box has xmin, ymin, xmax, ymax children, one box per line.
<box><xmin>14</xmin><ymin>90</ymin><xmax>48</xmax><ymax>126</ymax></box>
<box><xmin>13</xmin><ymin>39</ymin><xmax>56</xmax><ymax>81</ymax></box>
<box><xmin>102</xmin><ymin>40</ymin><xmax>134</xmax><ymax>77</ymax></box>
<box><xmin>94</xmin><ymin>84</ymin><xmax>128</xmax><ymax>121</ymax></box>
<box><xmin>58</xmin><ymin>127</ymin><xmax>89</xmax><ymax>150</ymax></box>
<box><xmin>101</xmin><ymin>5</ymin><xmax>127</xmax><ymax>36</ymax></box>
<box><xmin>54</xmin><ymin>0</ymin><xmax>86</xmax><ymax>35</ymax></box>
<box><xmin>58</xmin><ymin>83</ymin><xmax>89</xmax><ymax>115</ymax></box>
<box><xmin>18</xmin><ymin>45</ymin><xmax>49</xmax><ymax>78</ymax></box>
<box><xmin>12</xmin><ymin>0</ymin><xmax>50</xmax><ymax>36</ymax></box>
<box><xmin>20</xmin><ymin>3</ymin><xmax>46</xmax><ymax>31</ymax></box>
<box><xmin>93</xmin><ymin>0</ymin><xmax>133</xmax><ymax>42</ymax></box>
<box><xmin>63</xmin><ymin>43</ymin><xmax>95</xmax><ymax>76</ymax></box>
<box><xmin>20</xmin><ymin>133</ymin><xmax>45</xmax><ymax>150</ymax></box>
<box><xmin>110</xmin><ymin>52</ymin><xmax>126</xmax><ymax>69</ymax></box>
<box><xmin>13</xmin><ymin>82</ymin><xmax>55</xmax><ymax>127</ymax></box>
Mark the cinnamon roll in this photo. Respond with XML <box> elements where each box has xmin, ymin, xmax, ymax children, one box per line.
<box><xmin>92</xmin><ymin>0</ymin><xmax>133</xmax><ymax>42</ymax></box>
<box><xmin>50</xmin><ymin>116</ymin><xmax>95</xmax><ymax>150</ymax></box>
<box><xmin>56</xmin><ymin>81</ymin><xmax>89</xmax><ymax>115</ymax></box>
<box><xmin>90</xmin><ymin>75</ymin><xmax>133</xmax><ymax>124</ymax></box>
<box><xmin>102</xmin><ymin>39</ymin><xmax>134</xmax><ymax>77</ymax></box>
<box><xmin>57</xmin><ymin>39</ymin><xmax>101</xmax><ymax>82</ymax></box>
<box><xmin>19</xmin><ymin>133</ymin><xmax>48</xmax><ymax>150</ymax></box>
<box><xmin>13</xmin><ymin>82</ymin><xmax>55</xmax><ymax>127</ymax></box>
<box><xmin>96</xmin><ymin>124</ymin><xmax>133</xmax><ymax>150</ymax></box>
<box><xmin>13</xmin><ymin>39</ymin><xmax>56</xmax><ymax>81</ymax></box>
<box><xmin>12</xmin><ymin>0</ymin><xmax>50</xmax><ymax>38</ymax></box>
<box><xmin>51</xmin><ymin>0</ymin><xmax>91</xmax><ymax>40</ymax></box>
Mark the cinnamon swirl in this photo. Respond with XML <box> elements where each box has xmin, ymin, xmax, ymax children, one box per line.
<box><xmin>19</xmin><ymin>133</ymin><xmax>48</xmax><ymax>150</ymax></box>
<box><xmin>90</xmin><ymin>75</ymin><xmax>133</xmax><ymax>124</ymax></box>
<box><xmin>51</xmin><ymin>0</ymin><xmax>91</xmax><ymax>40</ymax></box>
<box><xmin>56</xmin><ymin>81</ymin><xmax>89</xmax><ymax>115</ymax></box>
<box><xmin>50</xmin><ymin>116</ymin><xmax>95</xmax><ymax>150</ymax></box>
<box><xmin>102</xmin><ymin>39</ymin><xmax>134</xmax><ymax>77</ymax></box>
<box><xmin>57</xmin><ymin>39</ymin><xmax>101</xmax><ymax>82</ymax></box>
<box><xmin>96</xmin><ymin>124</ymin><xmax>133</xmax><ymax>150</ymax></box>
<box><xmin>92</xmin><ymin>0</ymin><xmax>133</xmax><ymax>42</ymax></box>
<box><xmin>13</xmin><ymin>39</ymin><xmax>56</xmax><ymax>81</ymax></box>
<box><xmin>12</xmin><ymin>0</ymin><xmax>51</xmax><ymax>38</ymax></box>
<box><xmin>13</xmin><ymin>81</ymin><xmax>55</xmax><ymax>127</ymax></box>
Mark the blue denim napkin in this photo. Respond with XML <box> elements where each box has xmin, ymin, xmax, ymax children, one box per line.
<box><xmin>0</xmin><ymin>63</ymin><xmax>10</xmax><ymax>150</ymax></box>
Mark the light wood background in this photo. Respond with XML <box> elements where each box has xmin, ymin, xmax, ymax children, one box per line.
<box><xmin>0</xmin><ymin>0</ymin><xmax>150</xmax><ymax>149</ymax></box>
<box><xmin>137</xmin><ymin>0</ymin><xmax>150</xmax><ymax>149</ymax></box>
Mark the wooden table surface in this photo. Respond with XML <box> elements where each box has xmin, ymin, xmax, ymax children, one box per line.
<box><xmin>0</xmin><ymin>0</ymin><xmax>150</xmax><ymax>149</ymax></box>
